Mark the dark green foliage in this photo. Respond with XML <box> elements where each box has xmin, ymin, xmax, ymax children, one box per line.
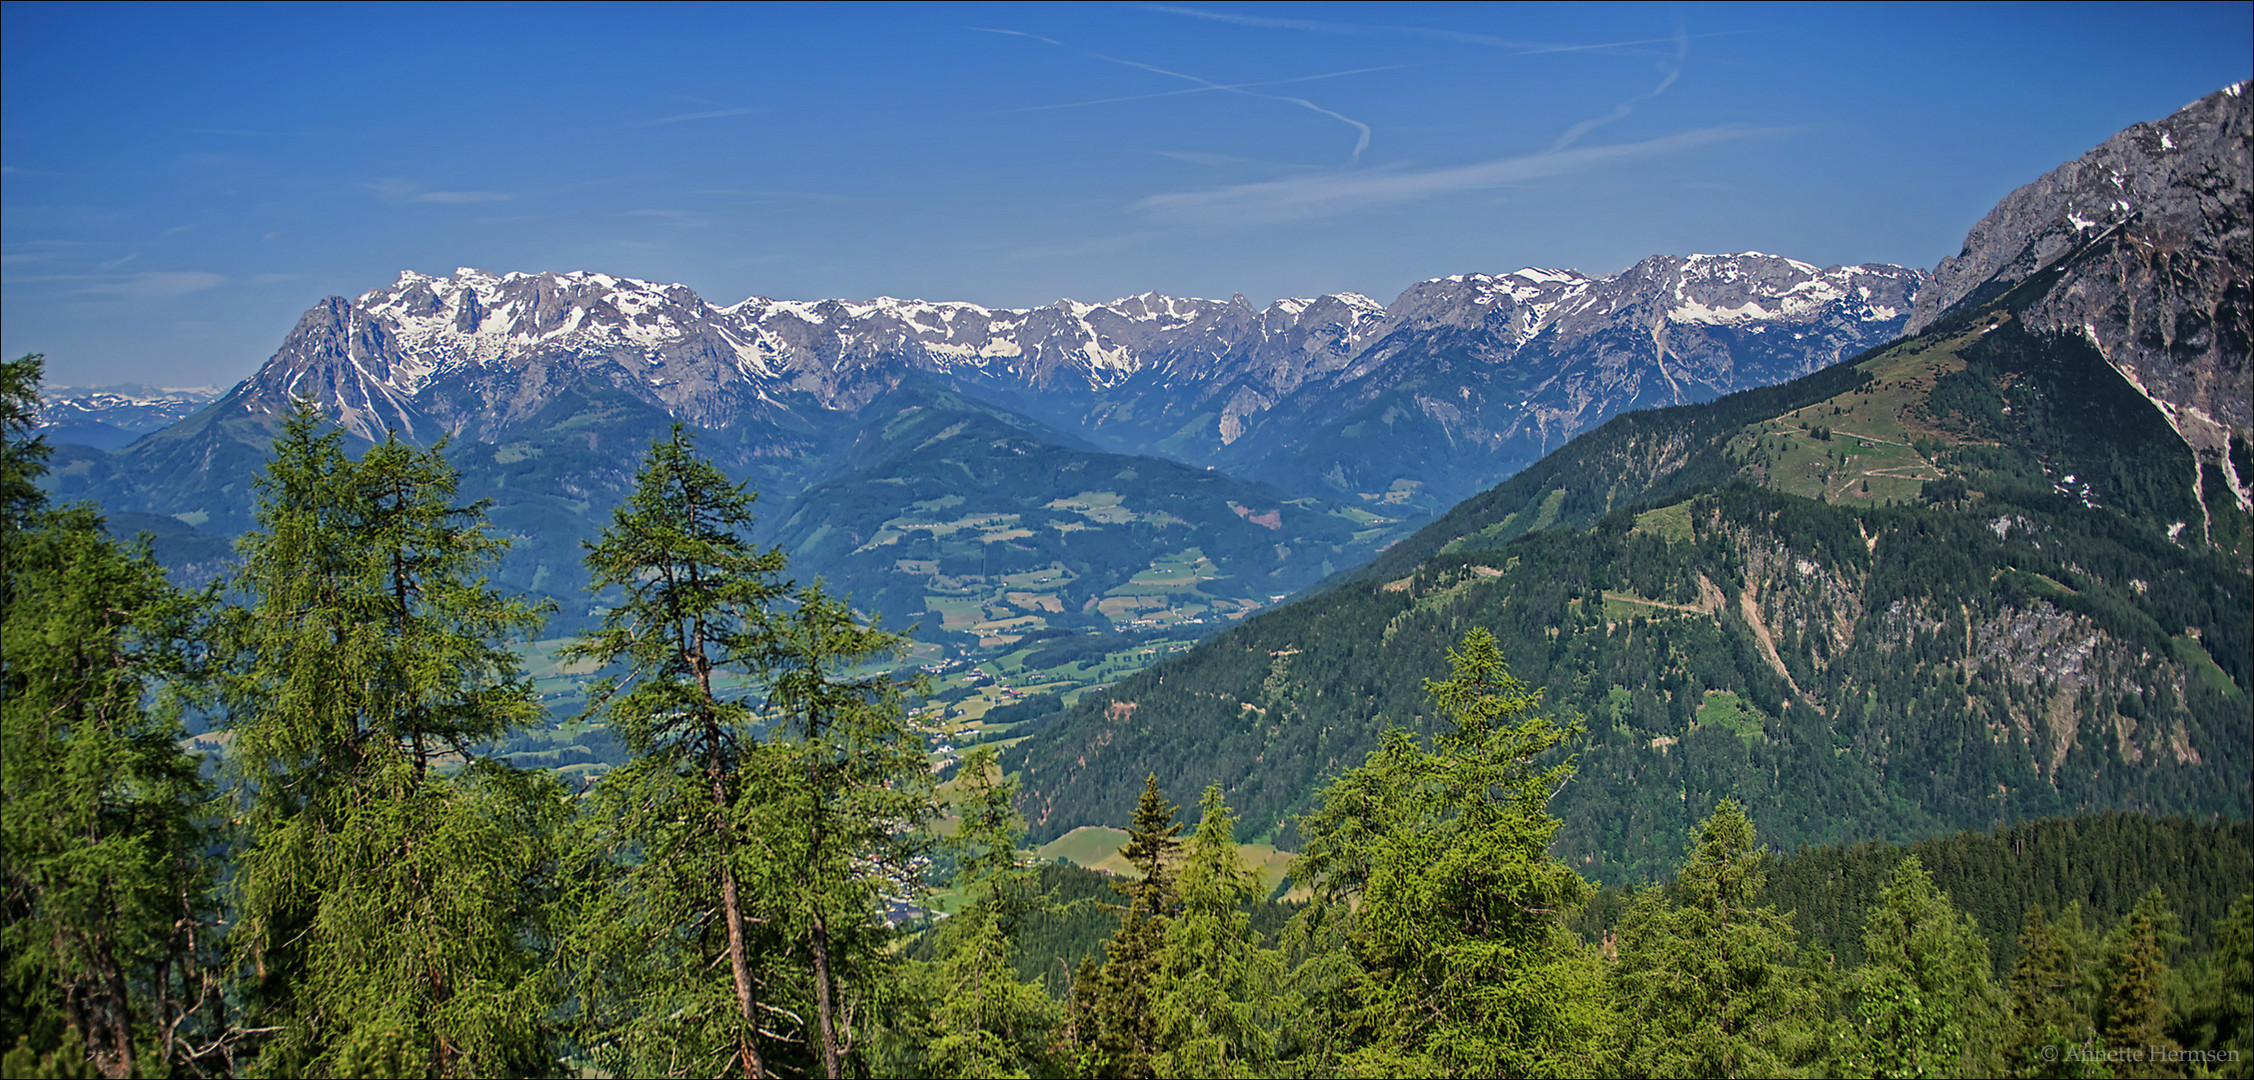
<box><xmin>1610</xmin><ymin>799</ymin><xmax>1828</xmax><ymax>1077</ymax></box>
<box><xmin>1760</xmin><ymin>815</ymin><xmax>2254</xmax><ymax>978</ymax></box>
<box><xmin>1290</xmin><ymin>629</ymin><xmax>1610</xmax><ymax>1077</ymax></box>
<box><xmin>225</xmin><ymin>407</ymin><xmax>562</xmax><ymax>1078</ymax></box>
<box><xmin>2</xmin><ymin>359</ymin><xmax>225</xmax><ymax>1078</ymax></box>
<box><xmin>1077</xmin><ymin>775</ymin><xmax>1181</xmax><ymax>1079</ymax></box>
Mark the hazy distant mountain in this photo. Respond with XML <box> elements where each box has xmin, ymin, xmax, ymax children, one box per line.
<box><xmin>34</xmin><ymin>384</ymin><xmax>221</xmax><ymax>450</ymax></box>
<box><xmin>83</xmin><ymin>250</ymin><xmax>1922</xmax><ymax>532</ymax></box>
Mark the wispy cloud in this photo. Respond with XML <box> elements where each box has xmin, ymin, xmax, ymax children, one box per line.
<box><xmin>365</xmin><ymin>178</ymin><xmax>514</xmax><ymax>204</ymax></box>
<box><xmin>980</xmin><ymin>26</ymin><xmax>1382</xmax><ymax>165</ymax></box>
<box><xmin>417</xmin><ymin>190</ymin><xmax>513</xmax><ymax>204</ymax></box>
<box><xmin>1011</xmin><ymin>64</ymin><xmax>1403</xmax><ymax>115</ymax></box>
<box><xmin>1133</xmin><ymin>125</ymin><xmax>1783</xmax><ymax>225</ymax></box>
<box><xmin>646</xmin><ymin>106</ymin><xmax>766</xmax><ymax>125</ymax></box>
<box><xmin>1145</xmin><ymin>4</ymin><xmax>1735</xmax><ymax>58</ymax></box>
<box><xmin>1541</xmin><ymin>25</ymin><xmax>1690</xmax><ymax>154</ymax></box>
<box><xmin>1007</xmin><ymin>232</ymin><xmax>1156</xmax><ymax>261</ymax></box>
<box><xmin>971</xmin><ymin>27</ymin><xmax>1063</xmax><ymax>46</ymax></box>
<box><xmin>64</xmin><ymin>271</ymin><xmax>231</xmax><ymax>301</ymax></box>
<box><xmin>1089</xmin><ymin>55</ymin><xmax>1375</xmax><ymax>163</ymax></box>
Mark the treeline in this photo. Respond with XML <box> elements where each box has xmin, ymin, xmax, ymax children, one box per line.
<box><xmin>7</xmin><ymin>350</ymin><xmax>2252</xmax><ymax>1079</ymax></box>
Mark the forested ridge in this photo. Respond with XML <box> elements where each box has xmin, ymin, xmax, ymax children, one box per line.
<box><xmin>1005</xmin><ymin>286</ymin><xmax>2252</xmax><ymax>881</ymax></box>
<box><xmin>6</xmin><ymin>350</ymin><xmax>2251</xmax><ymax>1078</ymax></box>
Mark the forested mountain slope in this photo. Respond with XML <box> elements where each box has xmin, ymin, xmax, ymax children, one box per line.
<box><xmin>1003</xmin><ymin>86</ymin><xmax>2253</xmax><ymax>879</ymax></box>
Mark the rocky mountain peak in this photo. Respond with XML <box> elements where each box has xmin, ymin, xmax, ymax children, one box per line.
<box><xmin>1908</xmin><ymin>81</ymin><xmax>2250</xmax><ymax>508</ymax></box>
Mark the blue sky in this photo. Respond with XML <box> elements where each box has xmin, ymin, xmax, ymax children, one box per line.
<box><xmin>4</xmin><ymin>1</ymin><xmax>2248</xmax><ymax>389</ymax></box>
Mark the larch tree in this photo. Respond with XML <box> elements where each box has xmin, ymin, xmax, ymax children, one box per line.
<box><xmin>226</xmin><ymin>407</ymin><xmax>562</xmax><ymax>1078</ymax></box>
<box><xmin>559</xmin><ymin>425</ymin><xmax>792</xmax><ymax>1080</ymax></box>
<box><xmin>1</xmin><ymin>355</ymin><xmax>224</xmax><ymax>1078</ymax></box>
<box><xmin>756</xmin><ymin>580</ymin><xmax>935</xmax><ymax>1079</ymax></box>
<box><xmin>563</xmin><ymin>426</ymin><xmax>934</xmax><ymax>1080</ymax></box>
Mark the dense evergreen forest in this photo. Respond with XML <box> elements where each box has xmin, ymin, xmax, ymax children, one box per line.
<box><xmin>6</xmin><ymin>352</ymin><xmax>2251</xmax><ymax>1078</ymax></box>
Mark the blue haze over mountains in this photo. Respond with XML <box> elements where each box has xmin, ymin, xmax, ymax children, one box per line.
<box><xmin>28</xmin><ymin>78</ymin><xmax>2252</xmax><ymax>878</ymax></box>
<box><xmin>39</xmin><ymin>249</ymin><xmax>1924</xmax><ymax>640</ymax></box>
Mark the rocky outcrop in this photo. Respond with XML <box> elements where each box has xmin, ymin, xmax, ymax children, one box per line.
<box><xmin>1909</xmin><ymin>82</ymin><xmax>2252</xmax><ymax>505</ymax></box>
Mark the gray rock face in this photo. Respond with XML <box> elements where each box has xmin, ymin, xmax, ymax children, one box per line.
<box><xmin>214</xmin><ymin>253</ymin><xmax>1921</xmax><ymax>513</ymax></box>
<box><xmin>1909</xmin><ymin>82</ymin><xmax>2251</xmax><ymax>505</ymax></box>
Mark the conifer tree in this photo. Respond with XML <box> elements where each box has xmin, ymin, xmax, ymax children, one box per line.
<box><xmin>564</xmin><ymin>427</ymin><xmax>934</xmax><ymax>1079</ymax></box>
<box><xmin>1842</xmin><ymin>855</ymin><xmax>2005</xmax><ymax>1078</ymax></box>
<box><xmin>923</xmin><ymin>747</ymin><xmax>1059</xmax><ymax>1079</ymax></box>
<box><xmin>1150</xmin><ymin>784</ymin><xmax>1283</xmax><ymax>1079</ymax></box>
<box><xmin>226</xmin><ymin>408</ymin><xmax>561</xmax><ymax>1078</ymax></box>
<box><xmin>1</xmin><ymin>356</ymin><xmax>224</xmax><ymax>1077</ymax></box>
<box><xmin>1292</xmin><ymin>627</ymin><xmax>1610</xmax><ymax>1078</ymax></box>
<box><xmin>2004</xmin><ymin>907</ymin><xmax>2098</xmax><ymax>1078</ymax></box>
<box><xmin>757</xmin><ymin>581</ymin><xmax>935</xmax><ymax>1078</ymax></box>
<box><xmin>2210</xmin><ymin>893</ymin><xmax>2253</xmax><ymax>1080</ymax></box>
<box><xmin>559</xmin><ymin>425</ymin><xmax>791</xmax><ymax>1079</ymax></box>
<box><xmin>2103</xmin><ymin>910</ymin><xmax>2180</xmax><ymax>1079</ymax></box>
<box><xmin>1082</xmin><ymin>774</ymin><xmax>1181</xmax><ymax>1079</ymax></box>
<box><xmin>1611</xmin><ymin>798</ymin><xmax>1825</xmax><ymax>1077</ymax></box>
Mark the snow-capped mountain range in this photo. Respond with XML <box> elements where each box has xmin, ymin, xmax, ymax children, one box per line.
<box><xmin>204</xmin><ymin>250</ymin><xmax>1923</xmax><ymax>515</ymax></box>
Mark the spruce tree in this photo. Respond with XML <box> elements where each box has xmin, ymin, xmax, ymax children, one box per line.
<box><xmin>227</xmin><ymin>408</ymin><xmax>561</xmax><ymax>1078</ymax></box>
<box><xmin>1292</xmin><ymin>627</ymin><xmax>1610</xmax><ymax>1078</ymax></box>
<box><xmin>922</xmin><ymin>747</ymin><xmax>1059</xmax><ymax>1079</ymax></box>
<box><xmin>1610</xmin><ymin>798</ymin><xmax>1825</xmax><ymax>1077</ymax></box>
<box><xmin>1084</xmin><ymin>774</ymin><xmax>1181</xmax><ymax>1079</ymax></box>
<box><xmin>1150</xmin><ymin>784</ymin><xmax>1283</xmax><ymax>1079</ymax></box>
<box><xmin>2103</xmin><ymin>911</ymin><xmax>2180</xmax><ymax>1079</ymax></box>
<box><xmin>1842</xmin><ymin>855</ymin><xmax>2005</xmax><ymax>1078</ymax></box>
<box><xmin>2004</xmin><ymin>907</ymin><xmax>2098</xmax><ymax>1078</ymax></box>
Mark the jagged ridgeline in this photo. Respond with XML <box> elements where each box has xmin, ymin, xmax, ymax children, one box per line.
<box><xmin>45</xmin><ymin>247</ymin><xmax>1923</xmax><ymax>649</ymax></box>
<box><xmin>1004</xmin><ymin>86</ymin><xmax>2252</xmax><ymax>878</ymax></box>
